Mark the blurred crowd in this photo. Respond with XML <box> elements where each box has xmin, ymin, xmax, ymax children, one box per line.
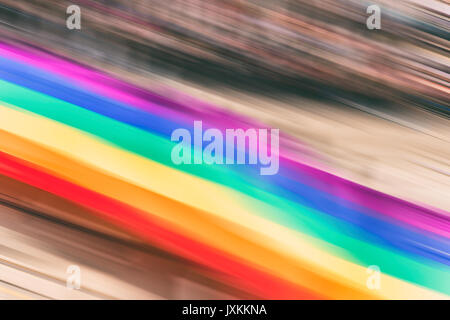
<box><xmin>1</xmin><ymin>0</ymin><xmax>448</xmax><ymax>114</ymax></box>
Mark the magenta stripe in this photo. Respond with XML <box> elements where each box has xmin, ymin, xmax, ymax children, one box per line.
<box><xmin>1</xmin><ymin>41</ymin><xmax>448</xmax><ymax>238</ymax></box>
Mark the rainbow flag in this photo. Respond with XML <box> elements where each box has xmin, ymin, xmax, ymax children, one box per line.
<box><xmin>0</xmin><ymin>41</ymin><xmax>448</xmax><ymax>299</ymax></box>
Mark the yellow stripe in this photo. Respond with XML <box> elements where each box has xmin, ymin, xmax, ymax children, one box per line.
<box><xmin>0</xmin><ymin>104</ymin><xmax>445</xmax><ymax>299</ymax></box>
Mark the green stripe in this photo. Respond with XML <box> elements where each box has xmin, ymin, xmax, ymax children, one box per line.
<box><xmin>1</xmin><ymin>79</ymin><xmax>448</xmax><ymax>294</ymax></box>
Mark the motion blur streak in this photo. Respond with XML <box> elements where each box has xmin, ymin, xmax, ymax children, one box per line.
<box><xmin>0</xmin><ymin>0</ymin><xmax>448</xmax><ymax>299</ymax></box>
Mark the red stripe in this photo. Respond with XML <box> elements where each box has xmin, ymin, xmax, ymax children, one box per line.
<box><xmin>0</xmin><ymin>151</ymin><xmax>320</xmax><ymax>299</ymax></box>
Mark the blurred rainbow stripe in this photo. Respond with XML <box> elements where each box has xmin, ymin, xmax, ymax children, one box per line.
<box><xmin>0</xmin><ymin>41</ymin><xmax>448</xmax><ymax>299</ymax></box>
